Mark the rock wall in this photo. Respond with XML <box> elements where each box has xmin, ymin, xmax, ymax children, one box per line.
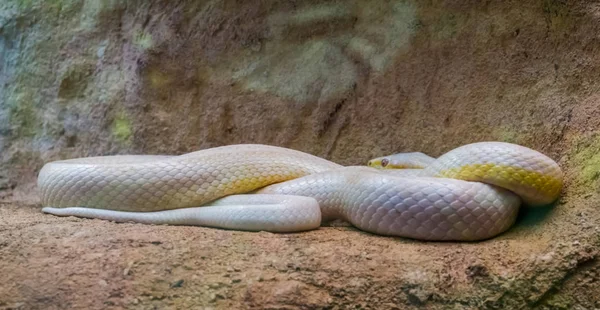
<box><xmin>1</xmin><ymin>1</ymin><xmax>597</xmax><ymax>186</ymax></box>
<box><xmin>1</xmin><ymin>1</ymin><xmax>599</xmax><ymax>309</ymax></box>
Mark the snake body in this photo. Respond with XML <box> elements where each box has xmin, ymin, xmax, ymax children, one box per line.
<box><xmin>39</xmin><ymin>142</ymin><xmax>563</xmax><ymax>241</ymax></box>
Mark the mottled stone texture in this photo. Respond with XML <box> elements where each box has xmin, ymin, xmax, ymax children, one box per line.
<box><xmin>1</xmin><ymin>1</ymin><xmax>598</xmax><ymax>182</ymax></box>
<box><xmin>1</xmin><ymin>0</ymin><xmax>599</xmax><ymax>309</ymax></box>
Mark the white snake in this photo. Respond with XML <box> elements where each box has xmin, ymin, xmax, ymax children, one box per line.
<box><xmin>38</xmin><ymin>142</ymin><xmax>563</xmax><ymax>241</ymax></box>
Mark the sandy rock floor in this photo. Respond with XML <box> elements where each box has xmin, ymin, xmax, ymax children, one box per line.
<box><xmin>0</xmin><ymin>184</ymin><xmax>598</xmax><ymax>310</ymax></box>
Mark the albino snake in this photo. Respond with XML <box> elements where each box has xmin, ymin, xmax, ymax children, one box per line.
<box><xmin>38</xmin><ymin>142</ymin><xmax>563</xmax><ymax>241</ymax></box>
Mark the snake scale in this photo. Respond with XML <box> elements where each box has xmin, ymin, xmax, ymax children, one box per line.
<box><xmin>38</xmin><ymin>142</ymin><xmax>563</xmax><ymax>241</ymax></box>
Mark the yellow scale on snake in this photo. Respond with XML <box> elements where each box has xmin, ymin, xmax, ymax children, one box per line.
<box><xmin>38</xmin><ymin>142</ymin><xmax>563</xmax><ymax>241</ymax></box>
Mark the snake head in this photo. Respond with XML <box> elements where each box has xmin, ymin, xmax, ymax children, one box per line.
<box><xmin>368</xmin><ymin>152</ymin><xmax>436</xmax><ymax>169</ymax></box>
<box><xmin>367</xmin><ymin>157</ymin><xmax>390</xmax><ymax>169</ymax></box>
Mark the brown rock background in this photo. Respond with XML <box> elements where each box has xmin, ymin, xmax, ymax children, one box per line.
<box><xmin>1</xmin><ymin>0</ymin><xmax>599</xmax><ymax>309</ymax></box>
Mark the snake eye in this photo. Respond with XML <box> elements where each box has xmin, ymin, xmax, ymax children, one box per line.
<box><xmin>367</xmin><ymin>160</ymin><xmax>373</xmax><ymax>166</ymax></box>
<box><xmin>381</xmin><ymin>158</ymin><xmax>389</xmax><ymax>167</ymax></box>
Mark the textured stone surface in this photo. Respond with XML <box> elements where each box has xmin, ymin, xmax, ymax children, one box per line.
<box><xmin>1</xmin><ymin>0</ymin><xmax>599</xmax><ymax>309</ymax></box>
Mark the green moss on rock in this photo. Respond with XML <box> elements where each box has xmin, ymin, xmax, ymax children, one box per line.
<box><xmin>58</xmin><ymin>62</ymin><xmax>94</xmax><ymax>100</ymax></box>
<box><xmin>571</xmin><ymin>134</ymin><xmax>600</xmax><ymax>188</ymax></box>
<box><xmin>8</xmin><ymin>92</ymin><xmax>39</xmax><ymax>138</ymax></box>
<box><xmin>133</xmin><ymin>30</ymin><xmax>153</xmax><ymax>51</ymax></box>
<box><xmin>542</xmin><ymin>0</ymin><xmax>574</xmax><ymax>35</ymax></box>
<box><xmin>112</xmin><ymin>111</ymin><xmax>132</xmax><ymax>143</ymax></box>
